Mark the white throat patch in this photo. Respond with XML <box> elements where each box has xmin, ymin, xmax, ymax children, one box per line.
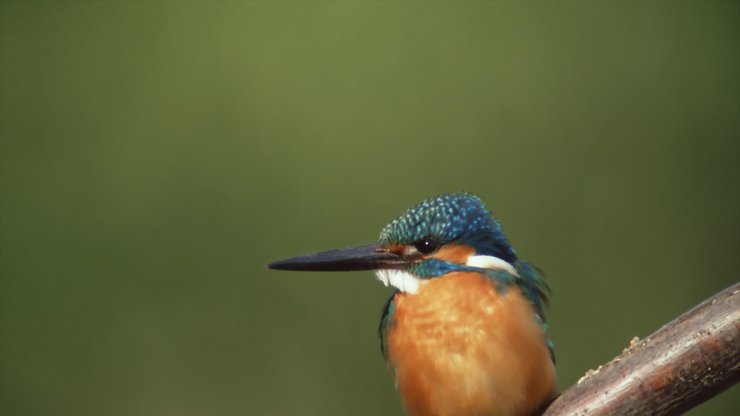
<box><xmin>374</xmin><ymin>269</ymin><xmax>421</xmax><ymax>294</ymax></box>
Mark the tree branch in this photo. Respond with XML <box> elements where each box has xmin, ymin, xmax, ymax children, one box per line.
<box><xmin>543</xmin><ymin>282</ymin><xmax>740</xmax><ymax>416</ymax></box>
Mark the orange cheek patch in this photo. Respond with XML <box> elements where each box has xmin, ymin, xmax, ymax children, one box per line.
<box><xmin>432</xmin><ymin>244</ymin><xmax>474</xmax><ymax>264</ymax></box>
<box><xmin>382</xmin><ymin>244</ymin><xmax>406</xmax><ymax>255</ymax></box>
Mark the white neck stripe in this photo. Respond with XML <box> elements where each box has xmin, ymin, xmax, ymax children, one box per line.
<box><xmin>465</xmin><ymin>255</ymin><xmax>518</xmax><ymax>276</ymax></box>
<box><xmin>374</xmin><ymin>255</ymin><xmax>516</xmax><ymax>295</ymax></box>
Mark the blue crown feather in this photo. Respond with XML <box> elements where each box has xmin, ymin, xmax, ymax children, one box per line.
<box><xmin>378</xmin><ymin>193</ymin><xmax>517</xmax><ymax>263</ymax></box>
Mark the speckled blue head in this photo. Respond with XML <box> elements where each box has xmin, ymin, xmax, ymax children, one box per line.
<box><xmin>379</xmin><ymin>193</ymin><xmax>517</xmax><ymax>263</ymax></box>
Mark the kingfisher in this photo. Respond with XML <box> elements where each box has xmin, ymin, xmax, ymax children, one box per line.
<box><xmin>269</xmin><ymin>193</ymin><xmax>556</xmax><ymax>416</ymax></box>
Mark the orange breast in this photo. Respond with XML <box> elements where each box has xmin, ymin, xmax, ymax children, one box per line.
<box><xmin>386</xmin><ymin>272</ymin><xmax>556</xmax><ymax>416</ymax></box>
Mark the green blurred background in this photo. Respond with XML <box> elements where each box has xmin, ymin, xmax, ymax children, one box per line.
<box><xmin>1</xmin><ymin>1</ymin><xmax>738</xmax><ymax>415</ymax></box>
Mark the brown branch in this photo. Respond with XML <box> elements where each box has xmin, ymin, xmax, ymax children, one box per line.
<box><xmin>543</xmin><ymin>282</ymin><xmax>740</xmax><ymax>416</ymax></box>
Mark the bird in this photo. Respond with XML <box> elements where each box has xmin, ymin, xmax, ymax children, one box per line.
<box><xmin>268</xmin><ymin>193</ymin><xmax>556</xmax><ymax>416</ymax></box>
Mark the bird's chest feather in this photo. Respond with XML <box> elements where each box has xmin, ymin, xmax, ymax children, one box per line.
<box><xmin>386</xmin><ymin>272</ymin><xmax>556</xmax><ymax>416</ymax></box>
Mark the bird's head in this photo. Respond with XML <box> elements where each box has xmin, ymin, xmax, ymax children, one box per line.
<box><xmin>269</xmin><ymin>193</ymin><xmax>519</xmax><ymax>294</ymax></box>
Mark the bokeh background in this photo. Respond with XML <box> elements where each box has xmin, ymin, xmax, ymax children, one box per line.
<box><xmin>1</xmin><ymin>2</ymin><xmax>738</xmax><ymax>415</ymax></box>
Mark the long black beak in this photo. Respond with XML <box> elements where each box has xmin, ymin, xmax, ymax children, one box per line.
<box><xmin>268</xmin><ymin>243</ymin><xmax>407</xmax><ymax>271</ymax></box>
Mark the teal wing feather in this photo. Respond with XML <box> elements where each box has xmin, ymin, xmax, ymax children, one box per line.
<box><xmin>378</xmin><ymin>290</ymin><xmax>398</xmax><ymax>360</ymax></box>
<box><xmin>484</xmin><ymin>261</ymin><xmax>555</xmax><ymax>363</ymax></box>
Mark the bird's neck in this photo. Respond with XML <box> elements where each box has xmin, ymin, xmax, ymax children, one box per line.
<box><xmin>375</xmin><ymin>244</ymin><xmax>520</xmax><ymax>295</ymax></box>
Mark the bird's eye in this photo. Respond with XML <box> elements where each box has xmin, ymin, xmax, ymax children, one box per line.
<box><xmin>413</xmin><ymin>238</ymin><xmax>438</xmax><ymax>255</ymax></box>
